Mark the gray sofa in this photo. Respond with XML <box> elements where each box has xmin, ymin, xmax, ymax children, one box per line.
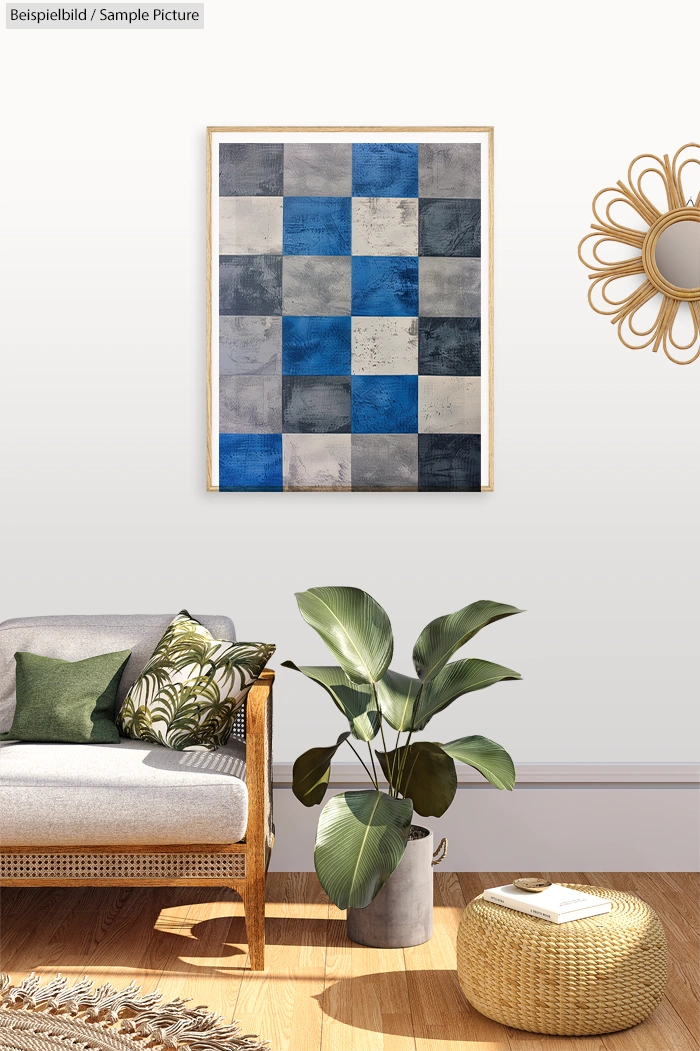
<box><xmin>0</xmin><ymin>614</ymin><xmax>274</xmax><ymax>970</ymax></box>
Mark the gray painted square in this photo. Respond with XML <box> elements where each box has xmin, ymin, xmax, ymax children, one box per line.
<box><xmin>419</xmin><ymin>258</ymin><xmax>481</xmax><ymax>317</ymax></box>
<box><xmin>283</xmin><ymin>256</ymin><xmax>352</xmax><ymax>316</ymax></box>
<box><xmin>219</xmin><ymin>143</ymin><xmax>283</xmax><ymax>196</ymax></box>
<box><xmin>283</xmin><ymin>434</ymin><xmax>351</xmax><ymax>489</ymax></box>
<box><xmin>284</xmin><ymin>144</ymin><xmax>353</xmax><ymax>196</ymax></box>
<box><xmin>419</xmin><ymin>143</ymin><xmax>481</xmax><ymax>199</ymax></box>
<box><xmin>219</xmin><ymin>375</ymin><xmax>282</xmax><ymax>433</ymax></box>
<box><xmin>219</xmin><ymin>317</ymin><xmax>281</xmax><ymax>376</ymax></box>
<box><xmin>219</xmin><ymin>255</ymin><xmax>282</xmax><ymax>316</ymax></box>
<box><xmin>282</xmin><ymin>376</ymin><xmax>351</xmax><ymax>433</ymax></box>
<box><xmin>419</xmin><ymin>198</ymin><xmax>480</xmax><ymax>257</ymax></box>
<box><xmin>418</xmin><ymin>317</ymin><xmax>480</xmax><ymax>376</ymax></box>
<box><xmin>351</xmin><ymin>434</ymin><xmax>418</xmax><ymax>490</ymax></box>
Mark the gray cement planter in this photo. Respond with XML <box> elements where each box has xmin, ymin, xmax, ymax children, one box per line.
<box><xmin>346</xmin><ymin>825</ymin><xmax>440</xmax><ymax>948</ymax></box>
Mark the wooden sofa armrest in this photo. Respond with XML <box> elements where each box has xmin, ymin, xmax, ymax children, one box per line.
<box><xmin>245</xmin><ymin>669</ymin><xmax>274</xmax><ymax>871</ymax></box>
<box><xmin>243</xmin><ymin>669</ymin><xmax>273</xmax><ymax>969</ymax></box>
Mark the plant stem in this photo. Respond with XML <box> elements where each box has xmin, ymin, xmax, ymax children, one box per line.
<box><xmin>345</xmin><ymin>740</ymin><xmax>377</xmax><ymax>788</ymax></box>
<box><xmin>396</xmin><ymin>729</ymin><xmax>413</xmax><ymax>793</ymax></box>
<box><xmin>396</xmin><ymin>684</ymin><xmax>423</xmax><ymax>790</ymax></box>
<box><xmin>373</xmin><ymin>683</ymin><xmax>395</xmax><ymax>796</ymax></box>
<box><xmin>367</xmin><ymin>742</ymin><xmax>380</xmax><ymax>788</ymax></box>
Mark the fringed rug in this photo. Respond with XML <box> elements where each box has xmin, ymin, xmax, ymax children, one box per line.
<box><xmin>0</xmin><ymin>974</ymin><xmax>267</xmax><ymax>1051</ymax></box>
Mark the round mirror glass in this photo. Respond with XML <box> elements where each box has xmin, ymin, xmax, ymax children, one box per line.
<box><xmin>654</xmin><ymin>219</ymin><xmax>700</xmax><ymax>290</ymax></box>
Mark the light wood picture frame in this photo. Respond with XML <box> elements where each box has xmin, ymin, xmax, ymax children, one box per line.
<box><xmin>207</xmin><ymin>127</ymin><xmax>494</xmax><ymax>491</ymax></box>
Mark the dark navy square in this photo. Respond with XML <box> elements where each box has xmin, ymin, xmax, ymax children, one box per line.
<box><xmin>352</xmin><ymin>257</ymin><xmax>419</xmax><ymax>316</ymax></box>
<box><xmin>352</xmin><ymin>376</ymin><xmax>418</xmax><ymax>434</ymax></box>
<box><xmin>219</xmin><ymin>256</ymin><xmax>282</xmax><ymax>316</ymax></box>
<box><xmin>352</xmin><ymin>144</ymin><xmax>419</xmax><ymax>197</ymax></box>
<box><xmin>419</xmin><ymin>318</ymin><xmax>481</xmax><ymax>376</ymax></box>
<box><xmin>219</xmin><ymin>144</ymin><xmax>284</xmax><ymax>197</ymax></box>
<box><xmin>283</xmin><ymin>376</ymin><xmax>351</xmax><ymax>433</ymax></box>
<box><xmin>419</xmin><ymin>198</ymin><xmax>481</xmax><ymax>257</ymax></box>
<box><xmin>283</xmin><ymin>197</ymin><xmax>351</xmax><ymax>255</ymax></box>
<box><xmin>283</xmin><ymin>317</ymin><xmax>352</xmax><ymax>375</ymax></box>
<box><xmin>219</xmin><ymin>434</ymin><xmax>283</xmax><ymax>491</ymax></box>
<box><xmin>418</xmin><ymin>434</ymin><xmax>481</xmax><ymax>491</ymax></box>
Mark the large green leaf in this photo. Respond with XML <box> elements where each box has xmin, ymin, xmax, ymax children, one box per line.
<box><xmin>292</xmin><ymin>732</ymin><xmax>350</xmax><ymax>807</ymax></box>
<box><xmin>375</xmin><ymin>669</ymin><xmax>420</xmax><ymax>731</ymax></box>
<box><xmin>376</xmin><ymin>742</ymin><xmax>457</xmax><ymax>817</ymax></box>
<box><xmin>441</xmin><ymin>736</ymin><xmax>516</xmax><ymax>791</ymax></box>
<box><xmin>412</xmin><ymin>600</ymin><xmax>523</xmax><ymax>683</ymax></box>
<box><xmin>295</xmin><ymin>587</ymin><xmax>394</xmax><ymax>685</ymax></box>
<box><xmin>281</xmin><ymin>661</ymin><xmax>381</xmax><ymax>741</ymax></box>
<box><xmin>412</xmin><ymin>658</ymin><xmax>521</xmax><ymax>731</ymax></box>
<box><xmin>314</xmin><ymin>790</ymin><xmax>413</xmax><ymax>909</ymax></box>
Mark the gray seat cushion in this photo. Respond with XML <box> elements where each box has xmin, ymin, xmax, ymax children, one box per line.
<box><xmin>0</xmin><ymin>614</ymin><xmax>236</xmax><ymax>732</ymax></box>
<box><xmin>0</xmin><ymin>737</ymin><xmax>247</xmax><ymax>846</ymax></box>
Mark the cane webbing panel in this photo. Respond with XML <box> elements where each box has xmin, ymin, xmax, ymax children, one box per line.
<box><xmin>229</xmin><ymin>697</ymin><xmax>247</xmax><ymax>740</ymax></box>
<box><xmin>0</xmin><ymin>851</ymin><xmax>246</xmax><ymax>881</ymax></box>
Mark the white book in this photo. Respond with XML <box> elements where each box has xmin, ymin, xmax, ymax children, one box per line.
<box><xmin>483</xmin><ymin>884</ymin><xmax>612</xmax><ymax>924</ymax></box>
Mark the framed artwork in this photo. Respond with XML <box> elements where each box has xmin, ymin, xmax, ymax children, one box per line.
<box><xmin>206</xmin><ymin>127</ymin><xmax>493</xmax><ymax>492</ymax></box>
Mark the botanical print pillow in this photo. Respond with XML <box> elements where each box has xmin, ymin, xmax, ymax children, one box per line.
<box><xmin>117</xmin><ymin>611</ymin><xmax>274</xmax><ymax>751</ymax></box>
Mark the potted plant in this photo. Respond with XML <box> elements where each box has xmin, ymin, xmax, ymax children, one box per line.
<box><xmin>284</xmin><ymin>586</ymin><xmax>522</xmax><ymax>948</ymax></box>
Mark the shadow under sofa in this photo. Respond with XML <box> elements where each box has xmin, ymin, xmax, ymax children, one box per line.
<box><xmin>0</xmin><ymin>614</ymin><xmax>273</xmax><ymax>971</ymax></box>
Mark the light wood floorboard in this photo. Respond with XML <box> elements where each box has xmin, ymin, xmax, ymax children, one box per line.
<box><xmin>1</xmin><ymin>873</ymin><xmax>697</xmax><ymax>1051</ymax></box>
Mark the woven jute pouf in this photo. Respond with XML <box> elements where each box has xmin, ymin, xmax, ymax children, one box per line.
<box><xmin>456</xmin><ymin>884</ymin><xmax>667</xmax><ymax>1036</ymax></box>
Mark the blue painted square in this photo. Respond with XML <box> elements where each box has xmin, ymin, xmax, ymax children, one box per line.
<box><xmin>219</xmin><ymin>434</ymin><xmax>282</xmax><ymax>491</ymax></box>
<box><xmin>283</xmin><ymin>197</ymin><xmax>351</xmax><ymax>255</ymax></box>
<box><xmin>352</xmin><ymin>144</ymin><xmax>418</xmax><ymax>197</ymax></box>
<box><xmin>352</xmin><ymin>257</ymin><xmax>418</xmax><ymax>316</ymax></box>
<box><xmin>352</xmin><ymin>376</ymin><xmax>418</xmax><ymax>434</ymax></box>
<box><xmin>283</xmin><ymin>317</ymin><xmax>352</xmax><ymax>375</ymax></box>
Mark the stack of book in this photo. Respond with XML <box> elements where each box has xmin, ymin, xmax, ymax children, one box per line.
<box><xmin>483</xmin><ymin>883</ymin><xmax>612</xmax><ymax>924</ymax></box>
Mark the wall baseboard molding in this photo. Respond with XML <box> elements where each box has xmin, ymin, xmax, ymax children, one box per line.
<box><xmin>273</xmin><ymin>761</ymin><xmax>700</xmax><ymax>785</ymax></box>
<box><xmin>270</xmin><ymin>782</ymin><xmax>700</xmax><ymax>872</ymax></box>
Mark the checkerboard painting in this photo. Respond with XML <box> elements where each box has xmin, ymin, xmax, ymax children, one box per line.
<box><xmin>208</xmin><ymin>131</ymin><xmax>492</xmax><ymax>491</ymax></box>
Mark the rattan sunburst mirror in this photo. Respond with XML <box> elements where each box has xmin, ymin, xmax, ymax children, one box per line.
<box><xmin>579</xmin><ymin>143</ymin><xmax>700</xmax><ymax>364</ymax></box>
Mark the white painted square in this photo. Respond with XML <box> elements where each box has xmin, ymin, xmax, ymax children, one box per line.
<box><xmin>283</xmin><ymin>433</ymin><xmax>352</xmax><ymax>490</ymax></box>
<box><xmin>219</xmin><ymin>196</ymin><xmax>283</xmax><ymax>254</ymax></box>
<box><xmin>352</xmin><ymin>198</ymin><xmax>419</xmax><ymax>255</ymax></box>
<box><xmin>352</xmin><ymin>317</ymin><xmax>418</xmax><ymax>374</ymax></box>
<box><xmin>419</xmin><ymin>376</ymin><xmax>481</xmax><ymax>433</ymax></box>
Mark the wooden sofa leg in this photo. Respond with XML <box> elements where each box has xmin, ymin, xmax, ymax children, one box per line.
<box><xmin>244</xmin><ymin>877</ymin><xmax>266</xmax><ymax>971</ymax></box>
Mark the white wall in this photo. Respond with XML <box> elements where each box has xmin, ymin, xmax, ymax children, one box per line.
<box><xmin>1</xmin><ymin>0</ymin><xmax>699</xmax><ymax>774</ymax></box>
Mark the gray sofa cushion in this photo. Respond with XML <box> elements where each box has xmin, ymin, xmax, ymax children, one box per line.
<box><xmin>0</xmin><ymin>614</ymin><xmax>235</xmax><ymax>732</ymax></box>
<box><xmin>0</xmin><ymin>737</ymin><xmax>247</xmax><ymax>846</ymax></box>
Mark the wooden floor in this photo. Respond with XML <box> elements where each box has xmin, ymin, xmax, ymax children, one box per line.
<box><xmin>0</xmin><ymin>873</ymin><xmax>698</xmax><ymax>1051</ymax></box>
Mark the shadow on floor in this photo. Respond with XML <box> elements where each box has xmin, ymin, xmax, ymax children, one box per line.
<box><xmin>0</xmin><ymin>887</ymin><xmax>336</xmax><ymax>975</ymax></box>
<box><xmin>0</xmin><ymin>887</ymin><xmax>250</xmax><ymax>975</ymax></box>
<box><xmin>316</xmin><ymin>968</ymin><xmax>473</xmax><ymax>1039</ymax></box>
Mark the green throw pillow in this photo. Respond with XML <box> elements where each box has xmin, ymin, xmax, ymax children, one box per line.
<box><xmin>1</xmin><ymin>649</ymin><xmax>132</xmax><ymax>744</ymax></box>
<box><xmin>117</xmin><ymin>610</ymin><xmax>275</xmax><ymax>751</ymax></box>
